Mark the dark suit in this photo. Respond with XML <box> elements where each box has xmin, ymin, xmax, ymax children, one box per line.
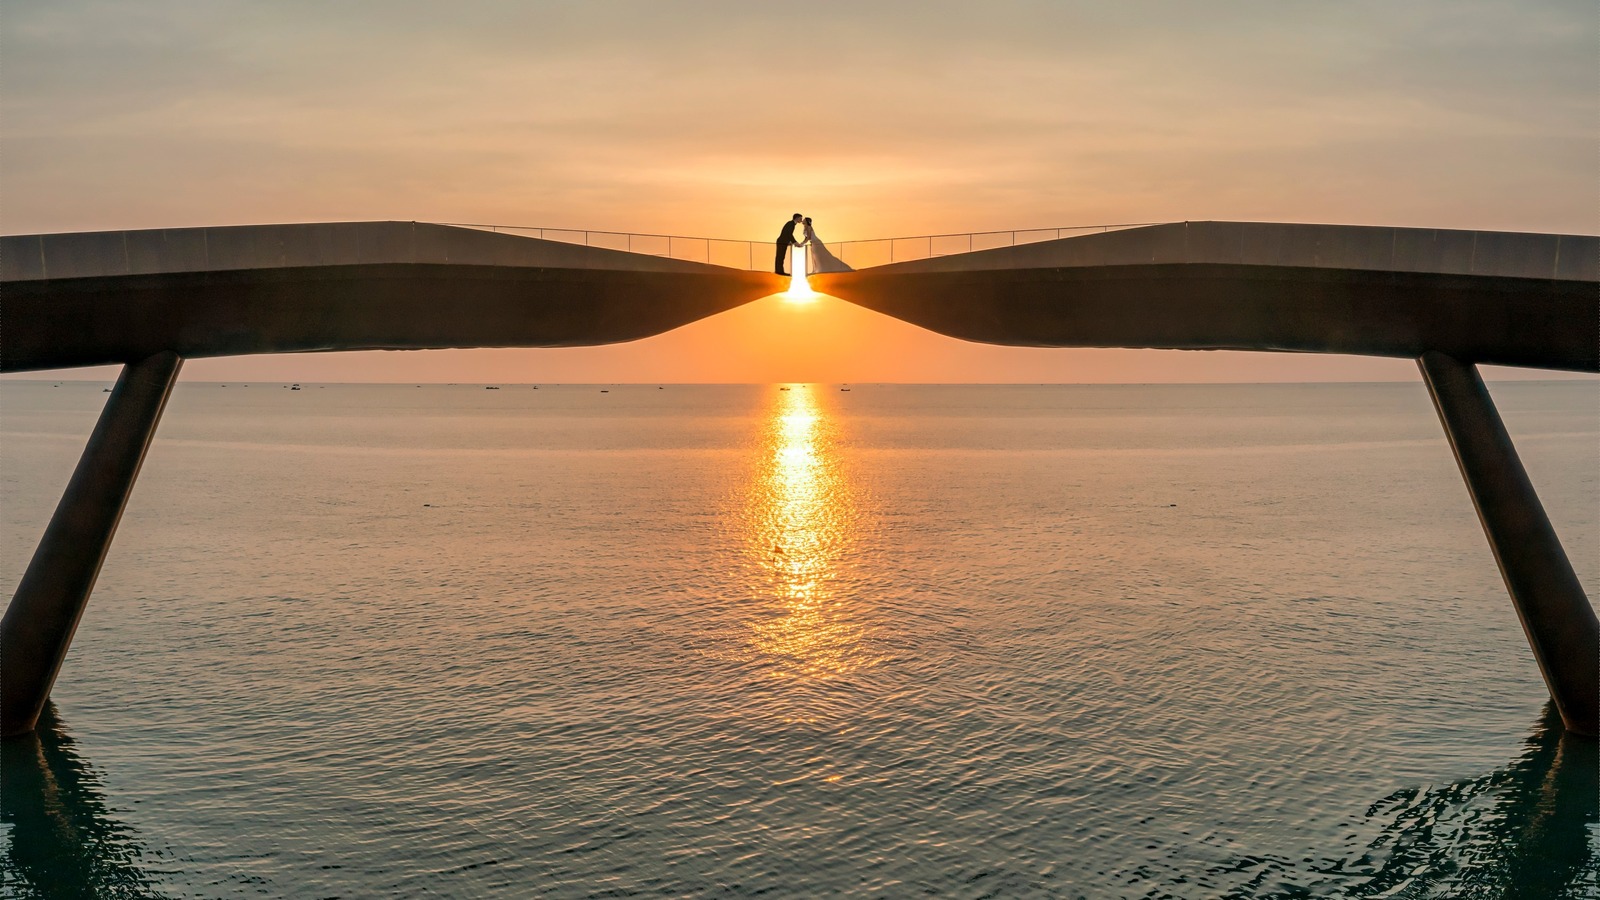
<box><xmin>775</xmin><ymin>220</ymin><xmax>801</xmax><ymax>274</ymax></box>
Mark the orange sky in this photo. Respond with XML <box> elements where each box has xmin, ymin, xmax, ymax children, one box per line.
<box><xmin>4</xmin><ymin>1</ymin><xmax>1594</xmax><ymax>382</ymax></box>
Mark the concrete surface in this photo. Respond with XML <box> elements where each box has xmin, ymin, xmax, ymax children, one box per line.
<box><xmin>810</xmin><ymin>222</ymin><xmax>1598</xmax><ymax>372</ymax></box>
<box><xmin>1</xmin><ymin>222</ymin><xmax>787</xmax><ymax>372</ymax></box>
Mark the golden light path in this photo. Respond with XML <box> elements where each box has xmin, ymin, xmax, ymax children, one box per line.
<box><xmin>741</xmin><ymin>384</ymin><xmax>879</xmax><ymax>680</ymax></box>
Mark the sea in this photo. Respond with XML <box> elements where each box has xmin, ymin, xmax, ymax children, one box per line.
<box><xmin>1</xmin><ymin>380</ymin><xmax>1595</xmax><ymax>899</ymax></box>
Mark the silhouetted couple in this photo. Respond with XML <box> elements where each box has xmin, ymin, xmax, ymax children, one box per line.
<box><xmin>775</xmin><ymin>213</ymin><xmax>852</xmax><ymax>276</ymax></box>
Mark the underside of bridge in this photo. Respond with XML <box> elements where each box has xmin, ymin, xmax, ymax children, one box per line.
<box><xmin>2</xmin><ymin>220</ymin><xmax>1595</xmax><ymax>738</ymax></box>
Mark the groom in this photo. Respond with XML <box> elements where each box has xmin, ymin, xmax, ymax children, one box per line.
<box><xmin>775</xmin><ymin>213</ymin><xmax>804</xmax><ymax>275</ymax></box>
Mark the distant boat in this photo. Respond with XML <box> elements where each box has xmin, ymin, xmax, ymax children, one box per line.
<box><xmin>779</xmin><ymin>387</ymin><xmax>790</xmax><ymax>391</ymax></box>
<box><xmin>485</xmin><ymin>386</ymin><xmax>499</xmax><ymax>390</ymax></box>
<box><xmin>102</xmin><ymin>388</ymin><xmax>111</xmax><ymax>393</ymax></box>
<box><xmin>600</xmin><ymin>389</ymin><xmax>609</xmax><ymax>393</ymax></box>
<box><xmin>291</xmin><ymin>384</ymin><xmax>301</xmax><ymax>391</ymax></box>
<box><xmin>840</xmin><ymin>387</ymin><xmax>851</xmax><ymax>392</ymax></box>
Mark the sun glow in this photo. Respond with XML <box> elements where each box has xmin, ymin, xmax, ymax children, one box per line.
<box><xmin>784</xmin><ymin>245</ymin><xmax>818</xmax><ymax>303</ymax></box>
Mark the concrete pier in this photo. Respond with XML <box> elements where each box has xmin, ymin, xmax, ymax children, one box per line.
<box><xmin>1418</xmin><ymin>351</ymin><xmax>1598</xmax><ymax>736</ymax></box>
<box><xmin>1</xmin><ymin>351</ymin><xmax>182</xmax><ymax>737</ymax></box>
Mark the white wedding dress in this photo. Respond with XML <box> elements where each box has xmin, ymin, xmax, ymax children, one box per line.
<box><xmin>803</xmin><ymin>224</ymin><xmax>853</xmax><ymax>273</ymax></box>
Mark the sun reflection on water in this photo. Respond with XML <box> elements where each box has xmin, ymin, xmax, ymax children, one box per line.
<box><xmin>740</xmin><ymin>385</ymin><xmax>879</xmax><ymax>681</ymax></box>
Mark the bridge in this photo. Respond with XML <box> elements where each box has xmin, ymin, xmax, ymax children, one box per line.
<box><xmin>2</xmin><ymin>220</ymin><xmax>1595</xmax><ymax>738</ymax></box>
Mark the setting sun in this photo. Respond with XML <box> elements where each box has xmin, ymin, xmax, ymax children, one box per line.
<box><xmin>784</xmin><ymin>246</ymin><xmax>818</xmax><ymax>302</ymax></box>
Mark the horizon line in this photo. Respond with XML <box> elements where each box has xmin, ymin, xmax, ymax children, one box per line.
<box><xmin>4</xmin><ymin>378</ymin><xmax>1591</xmax><ymax>386</ymax></box>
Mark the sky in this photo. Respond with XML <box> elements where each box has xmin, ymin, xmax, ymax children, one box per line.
<box><xmin>4</xmin><ymin>0</ymin><xmax>1594</xmax><ymax>383</ymax></box>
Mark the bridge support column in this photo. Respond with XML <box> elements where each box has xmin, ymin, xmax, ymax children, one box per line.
<box><xmin>1418</xmin><ymin>350</ymin><xmax>1597</xmax><ymax>736</ymax></box>
<box><xmin>2</xmin><ymin>351</ymin><xmax>182</xmax><ymax>737</ymax></box>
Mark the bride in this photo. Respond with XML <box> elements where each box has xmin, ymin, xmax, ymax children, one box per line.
<box><xmin>801</xmin><ymin>217</ymin><xmax>853</xmax><ymax>273</ymax></box>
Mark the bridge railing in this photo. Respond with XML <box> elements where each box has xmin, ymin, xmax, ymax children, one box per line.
<box><xmin>437</xmin><ymin>220</ymin><xmax>1168</xmax><ymax>271</ymax></box>
<box><xmin>831</xmin><ymin>223</ymin><xmax>1166</xmax><ymax>269</ymax></box>
<box><xmin>440</xmin><ymin>222</ymin><xmax>770</xmax><ymax>271</ymax></box>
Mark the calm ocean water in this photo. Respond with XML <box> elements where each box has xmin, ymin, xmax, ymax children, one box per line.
<box><xmin>1</xmin><ymin>381</ymin><xmax>1596</xmax><ymax>899</ymax></box>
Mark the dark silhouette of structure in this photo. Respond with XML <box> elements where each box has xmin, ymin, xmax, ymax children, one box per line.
<box><xmin>2</xmin><ymin>220</ymin><xmax>1594</xmax><ymax>738</ymax></box>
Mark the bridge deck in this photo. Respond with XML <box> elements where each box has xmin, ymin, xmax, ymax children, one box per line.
<box><xmin>2</xmin><ymin>220</ymin><xmax>1594</xmax><ymax>372</ymax></box>
<box><xmin>1</xmin><ymin>222</ymin><xmax>785</xmax><ymax>372</ymax></box>
<box><xmin>813</xmin><ymin>221</ymin><xmax>1597</xmax><ymax>372</ymax></box>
